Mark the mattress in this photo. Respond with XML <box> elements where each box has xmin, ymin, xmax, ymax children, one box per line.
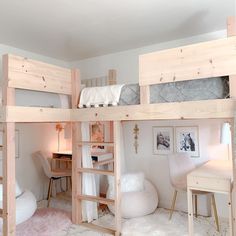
<box><xmin>119</xmin><ymin>77</ymin><xmax>229</xmax><ymax>105</ymax></box>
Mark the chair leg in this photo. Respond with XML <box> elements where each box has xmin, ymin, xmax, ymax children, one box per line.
<box><xmin>169</xmin><ymin>190</ymin><xmax>178</xmax><ymax>220</ymax></box>
<box><xmin>47</xmin><ymin>178</ymin><xmax>53</xmax><ymax>208</ymax></box>
<box><xmin>211</xmin><ymin>194</ymin><xmax>220</xmax><ymax>232</ymax></box>
<box><xmin>194</xmin><ymin>195</ymin><xmax>198</xmax><ymax>218</ymax></box>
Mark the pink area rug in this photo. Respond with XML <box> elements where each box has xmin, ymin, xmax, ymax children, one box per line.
<box><xmin>16</xmin><ymin>208</ymin><xmax>72</xmax><ymax>236</ymax></box>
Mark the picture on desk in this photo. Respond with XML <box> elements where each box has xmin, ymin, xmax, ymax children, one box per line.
<box><xmin>153</xmin><ymin>127</ymin><xmax>173</xmax><ymax>155</ymax></box>
<box><xmin>90</xmin><ymin>122</ymin><xmax>106</xmax><ymax>152</ymax></box>
<box><xmin>175</xmin><ymin>126</ymin><xmax>199</xmax><ymax>157</ymax></box>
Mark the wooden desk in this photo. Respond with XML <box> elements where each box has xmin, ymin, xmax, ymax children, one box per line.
<box><xmin>187</xmin><ymin>160</ymin><xmax>233</xmax><ymax>236</ymax></box>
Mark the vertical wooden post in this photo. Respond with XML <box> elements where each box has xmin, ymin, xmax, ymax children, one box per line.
<box><xmin>140</xmin><ymin>85</ymin><xmax>150</xmax><ymax>104</ymax></box>
<box><xmin>71</xmin><ymin>69</ymin><xmax>82</xmax><ymax>224</ymax></box>
<box><xmin>227</xmin><ymin>16</ymin><xmax>236</xmax><ymax>98</ymax></box>
<box><xmin>2</xmin><ymin>55</ymin><xmax>16</xmax><ymax>236</ymax></box>
<box><xmin>113</xmin><ymin>121</ymin><xmax>121</xmax><ymax>236</ymax></box>
<box><xmin>108</xmin><ymin>69</ymin><xmax>117</xmax><ymax>85</ymax></box>
<box><xmin>227</xmin><ymin>16</ymin><xmax>236</xmax><ymax>234</ymax></box>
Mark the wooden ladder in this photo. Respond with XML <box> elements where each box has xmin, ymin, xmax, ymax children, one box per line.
<box><xmin>72</xmin><ymin>121</ymin><xmax>121</xmax><ymax>235</ymax></box>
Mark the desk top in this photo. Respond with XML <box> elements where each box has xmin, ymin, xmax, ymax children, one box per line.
<box><xmin>188</xmin><ymin>159</ymin><xmax>233</xmax><ymax>180</ymax></box>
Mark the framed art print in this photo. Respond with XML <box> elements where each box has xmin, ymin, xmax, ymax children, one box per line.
<box><xmin>175</xmin><ymin>126</ymin><xmax>199</xmax><ymax>157</ymax></box>
<box><xmin>153</xmin><ymin>127</ymin><xmax>173</xmax><ymax>155</ymax></box>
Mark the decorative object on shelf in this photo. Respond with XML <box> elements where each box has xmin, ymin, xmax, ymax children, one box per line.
<box><xmin>153</xmin><ymin>127</ymin><xmax>173</xmax><ymax>155</ymax></box>
<box><xmin>175</xmin><ymin>126</ymin><xmax>199</xmax><ymax>157</ymax></box>
<box><xmin>133</xmin><ymin>124</ymin><xmax>139</xmax><ymax>154</ymax></box>
<box><xmin>56</xmin><ymin>123</ymin><xmax>63</xmax><ymax>152</ymax></box>
<box><xmin>90</xmin><ymin>122</ymin><xmax>105</xmax><ymax>152</ymax></box>
<box><xmin>221</xmin><ymin>122</ymin><xmax>232</xmax><ymax>160</ymax></box>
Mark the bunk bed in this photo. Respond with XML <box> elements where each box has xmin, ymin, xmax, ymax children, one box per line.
<box><xmin>0</xmin><ymin>17</ymin><xmax>235</xmax><ymax>236</ymax></box>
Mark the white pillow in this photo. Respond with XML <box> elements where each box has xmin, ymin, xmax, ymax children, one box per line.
<box><xmin>0</xmin><ymin>181</ymin><xmax>23</xmax><ymax>201</ymax></box>
<box><xmin>121</xmin><ymin>172</ymin><xmax>145</xmax><ymax>193</ymax></box>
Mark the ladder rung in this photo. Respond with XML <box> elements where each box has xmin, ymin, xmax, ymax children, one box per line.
<box><xmin>93</xmin><ymin>158</ymin><xmax>114</xmax><ymax>168</ymax></box>
<box><xmin>81</xmin><ymin>222</ymin><xmax>115</xmax><ymax>235</ymax></box>
<box><xmin>78</xmin><ymin>168</ymin><xmax>114</xmax><ymax>176</ymax></box>
<box><xmin>78</xmin><ymin>194</ymin><xmax>115</xmax><ymax>205</ymax></box>
<box><xmin>78</xmin><ymin>142</ymin><xmax>114</xmax><ymax>147</ymax></box>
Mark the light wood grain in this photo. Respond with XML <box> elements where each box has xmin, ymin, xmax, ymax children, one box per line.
<box><xmin>78</xmin><ymin>168</ymin><xmax>114</xmax><ymax>176</ymax></box>
<box><xmin>78</xmin><ymin>194</ymin><xmax>115</xmax><ymax>205</ymax></box>
<box><xmin>139</xmin><ymin>36</ymin><xmax>236</xmax><ymax>86</ymax></box>
<box><xmin>113</xmin><ymin>121</ymin><xmax>121</xmax><ymax>236</ymax></box>
<box><xmin>140</xmin><ymin>85</ymin><xmax>150</xmax><ymax>104</ymax></box>
<box><xmin>2</xmin><ymin>54</ymin><xmax>16</xmax><ymax>236</ymax></box>
<box><xmin>72</xmin><ymin>99</ymin><xmax>235</xmax><ymax>122</ymax></box>
<box><xmin>81</xmin><ymin>222</ymin><xmax>115</xmax><ymax>235</ymax></box>
<box><xmin>6</xmin><ymin>54</ymin><xmax>71</xmax><ymax>94</ymax></box>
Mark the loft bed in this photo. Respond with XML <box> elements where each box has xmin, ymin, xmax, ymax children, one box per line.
<box><xmin>71</xmin><ymin>19</ymin><xmax>236</xmax><ymax>236</ymax></box>
<box><xmin>0</xmin><ymin>18</ymin><xmax>235</xmax><ymax>236</ymax></box>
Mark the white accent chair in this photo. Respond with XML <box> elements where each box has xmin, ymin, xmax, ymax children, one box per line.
<box><xmin>168</xmin><ymin>153</ymin><xmax>219</xmax><ymax>231</ymax></box>
<box><xmin>33</xmin><ymin>151</ymin><xmax>71</xmax><ymax>207</ymax></box>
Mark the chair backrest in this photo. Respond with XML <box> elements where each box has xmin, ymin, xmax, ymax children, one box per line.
<box><xmin>33</xmin><ymin>151</ymin><xmax>52</xmax><ymax>179</ymax></box>
<box><xmin>168</xmin><ymin>153</ymin><xmax>196</xmax><ymax>189</ymax></box>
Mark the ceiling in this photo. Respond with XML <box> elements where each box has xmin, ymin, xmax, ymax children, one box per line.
<box><xmin>0</xmin><ymin>0</ymin><xmax>234</xmax><ymax>61</ymax></box>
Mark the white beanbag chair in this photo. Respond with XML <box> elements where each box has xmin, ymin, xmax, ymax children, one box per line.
<box><xmin>107</xmin><ymin>174</ymin><xmax>158</xmax><ymax>218</ymax></box>
<box><xmin>0</xmin><ymin>182</ymin><xmax>37</xmax><ymax>228</ymax></box>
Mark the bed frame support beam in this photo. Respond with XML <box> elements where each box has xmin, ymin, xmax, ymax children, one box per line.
<box><xmin>2</xmin><ymin>55</ymin><xmax>16</xmax><ymax>236</ymax></box>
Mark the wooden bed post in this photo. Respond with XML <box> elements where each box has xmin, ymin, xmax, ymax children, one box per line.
<box><xmin>113</xmin><ymin>121</ymin><xmax>121</xmax><ymax>236</ymax></box>
<box><xmin>2</xmin><ymin>55</ymin><xmax>16</xmax><ymax>236</ymax></box>
<box><xmin>108</xmin><ymin>69</ymin><xmax>117</xmax><ymax>85</ymax></box>
<box><xmin>227</xmin><ymin>16</ymin><xmax>236</xmax><ymax>235</ymax></box>
<box><xmin>227</xmin><ymin>16</ymin><xmax>236</xmax><ymax>98</ymax></box>
<box><xmin>71</xmin><ymin>69</ymin><xmax>82</xmax><ymax>224</ymax></box>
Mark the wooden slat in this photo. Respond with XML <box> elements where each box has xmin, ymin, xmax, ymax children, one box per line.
<box><xmin>108</xmin><ymin>69</ymin><xmax>117</xmax><ymax>85</ymax></box>
<box><xmin>93</xmin><ymin>158</ymin><xmax>114</xmax><ymax>168</ymax></box>
<box><xmin>72</xmin><ymin>99</ymin><xmax>235</xmax><ymax>122</ymax></box>
<box><xmin>139</xmin><ymin>36</ymin><xmax>236</xmax><ymax>86</ymax></box>
<box><xmin>3</xmin><ymin>55</ymin><xmax>16</xmax><ymax>236</ymax></box>
<box><xmin>113</xmin><ymin>121</ymin><xmax>121</xmax><ymax>236</ymax></box>
<box><xmin>5</xmin><ymin>106</ymin><xmax>71</xmax><ymax>122</ymax></box>
<box><xmin>140</xmin><ymin>85</ymin><xmax>150</xmax><ymax>104</ymax></box>
<box><xmin>78</xmin><ymin>168</ymin><xmax>114</xmax><ymax>176</ymax></box>
<box><xmin>6</xmin><ymin>54</ymin><xmax>72</xmax><ymax>94</ymax></box>
<box><xmin>78</xmin><ymin>141</ymin><xmax>114</xmax><ymax>147</ymax></box>
<box><xmin>78</xmin><ymin>194</ymin><xmax>115</xmax><ymax>205</ymax></box>
<box><xmin>71</xmin><ymin>68</ymin><xmax>82</xmax><ymax>225</ymax></box>
<box><xmin>81</xmin><ymin>222</ymin><xmax>115</xmax><ymax>235</ymax></box>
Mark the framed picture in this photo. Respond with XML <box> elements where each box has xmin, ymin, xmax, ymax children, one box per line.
<box><xmin>175</xmin><ymin>126</ymin><xmax>199</xmax><ymax>157</ymax></box>
<box><xmin>153</xmin><ymin>127</ymin><xmax>173</xmax><ymax>155</ymax></box>
<box><xmin>0</xmin><ymin>129</ymin><xmax>20</xmax><ymax>158</ymax></box>
<box><xmin>90</xmin><ymin>122</ymin><xmax>106</xmax><ymax>153</ymax></box>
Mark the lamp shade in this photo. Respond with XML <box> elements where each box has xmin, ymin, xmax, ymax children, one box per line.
<box><xmin>220</xmin><ymin>122</ymin><xmax>231</xmax><ymax>144</ymax></box>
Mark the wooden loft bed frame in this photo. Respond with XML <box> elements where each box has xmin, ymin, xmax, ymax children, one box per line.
<box><xmin>0</xmin><ymin>17</ymin><xmax>236</xmax><ymax>236</ymax></box>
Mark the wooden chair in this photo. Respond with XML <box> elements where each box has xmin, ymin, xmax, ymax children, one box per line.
<box><xmin>33</xmin><ymin>151</ymin><xmax>71</xmax><ymax>207</ymax></box>
<box><xmin>168</xmin><ymin>153</ymin><xmax>219</xmax><ymax>232</ymax></box>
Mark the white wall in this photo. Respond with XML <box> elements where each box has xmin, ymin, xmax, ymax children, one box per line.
<box><xmin>73</xmin><ymin>29</ymin><xmax>230</xmax><ymax>218</ymax></box>
<box><xmin>71</xmin><ymin>30</ymin><xmax>226</xmax><ymax>83</ymax></box>
<box><xmin>0</xmin><ymin>44</ymin><xmax>69</xmax><ymax>200</ymax></box>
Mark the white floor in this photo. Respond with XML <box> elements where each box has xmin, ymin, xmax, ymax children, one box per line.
<box><xmin>42</xmin><ymin>198</ymin><xmax>229</xmax><ymax>236</ymax></box>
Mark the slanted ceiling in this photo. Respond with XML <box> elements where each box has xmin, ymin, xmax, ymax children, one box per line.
<box><xmin>0</xmin><ymin>0</ymin><xmax>234</xmax><ymax>61</ymax></box>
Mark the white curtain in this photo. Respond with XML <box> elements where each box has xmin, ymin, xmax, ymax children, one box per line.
<box><xmin>81</xmin><ymin>122</ymin><xmax>98</xmax><ymax>222</ymax></box>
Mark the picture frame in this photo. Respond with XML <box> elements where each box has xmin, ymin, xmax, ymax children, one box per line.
<box><xmin>175</xmin><ymin>126</ymin><xmax>199</xmax><ymax>157</ymax></box>
<box><xmin>90</xmin><ymin>122</ymin><xmax>106</xmax><ymax>153</ymax></box>
<box><xmin>153</xmin><ymin>127</ymin><xmax>173</xmax><ymax>155</ymax></box>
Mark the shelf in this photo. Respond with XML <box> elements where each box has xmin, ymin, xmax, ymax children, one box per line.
<box><xmin>78</xmin><ymin>194</ymin><xmax>114</xmax><ymax>205</ymax></box>
<box><xmin>78</xmin><ymin>168</ymin><xmax>114</xmax><ymax>176</ymax></box>
<box><xmin>78</xmin><ymin>142</ymin><xmax>114</xmax><ymax>147</ymax></box>
<box><xmin>93</xmin><ymin>158</ymin><xmax>114</xmax><ymax>168</ymax></box>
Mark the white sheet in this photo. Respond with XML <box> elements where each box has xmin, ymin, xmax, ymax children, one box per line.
<box><xmin>78</xmin><ymin>84</ymin><xmax>125</xmax><ymax>108</ymax></box>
